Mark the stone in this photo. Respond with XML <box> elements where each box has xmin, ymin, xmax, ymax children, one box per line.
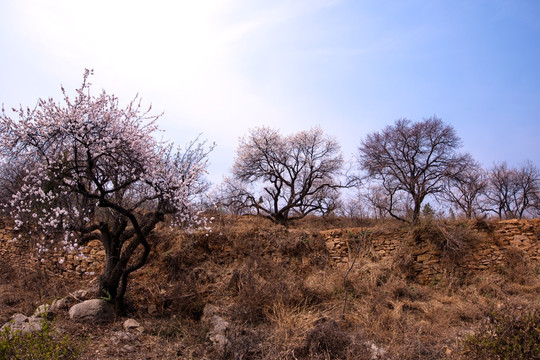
<box><xmin>50</xmin><ymin>297</ymin><xmax>70</xmax><ymax>314</ymax></box>
<box><xmin>511</xmin><ymin>235</ymin><xmax>529</xmax><ymax>246</ymax></box>
<box><xmin>365</xmin><ymin>340</ymin><xmax>387</xmax><ymax>359</ymax></box>
<box><xmin>121</xmin><ymin>345</ymin><xmax>137</xmax><ymax>353</ymax></box>
<box><xmin>33</xmin><ymin>304</ymin><xmax>51</xmax><ymax>318</ymax></box>
<box><xmin>1</xmin><ymin>314</ymin><xmax>43</xmax><ymax>335</ymax></box>
<box><xmin>71</xmin><ymin>289</ymin><xmax>90</xmax><ymax>300</ymax></box>
<box><xmin>211</xmin><ymin>315</ymin><xmax>229</xmax><ymax>335</ymax></box>
<box><xmin>147</xmin><ymin>303</ymin><xmax>158</xmax><ymax>315</ymax></box>
<box><xmin>202</xmin><ymin>304</ymin><xmax>220</xmax><ymax>320</ymax></box>
<box><xmin>111</xmin><ymin>330</ymin><xmax>139</xmax><ymax>344</ymax></box>
<box><xmin>123</xmin><ymin>318</ymin><xmax>144</xmax><ymax>333</ymax></box>
<box><xmin>416</xmin><ymin>253</ymin><xmax>432</xmax><ymax>262</ymax></box>
<box><xmin>68</xmin><ymin>299</ymin><xmax>115</xmax><ymax>323</ymax></box>
<box><xmin>210</xmin><ymin>333</ymin><xmax>229</xmax><ymax>349</ymax></box>
<box><xmin>202</xmin><ymin>305</ymin><xmax>230</xmax><ymax>351</ymax></box>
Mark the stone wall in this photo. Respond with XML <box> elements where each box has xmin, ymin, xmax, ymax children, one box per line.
<box><xmin>323</xmin><ymin>219</ymin><xmax>540</xmax><ymax>283</ymax></box>
<box><xmin>0</xmin><ymin>227</ymin><xmax>104</xmax><ymax>278</ymax></box>
<box><xmin>2</xmin><ymin>219</ymin><xmax>539</xmax><ymax>283</ymax></box>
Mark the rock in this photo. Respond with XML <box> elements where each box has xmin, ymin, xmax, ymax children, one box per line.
<box><xmin>72</xmin><ymin>289</ymin><xmax>90</xmax><ymax>300</ymax></box>
<box><xmin>365</xmin><ymin>340</ymin><xmax>387</xmax><ymax>359</ymax></box>
<box><xmin>207</xmin><ymin>315</ymin><xmax>230</xmax><ymax>349</ymax></box>
<box><xmin>1</xmin><ymin>314</ymin><xmax>43</xmax><ymax>335</ymax></box>
<box><xmin>147</xmin><ymin>303</ymin><xmax>158</xmax><ymax>315</ymax></box>
<box><xmin>123</xmin><ymin>318</ymin><xmax>140</xmax><ymax>330</ymax></box>
<box><xmin>50</xmin><ymin>297</ymin><xmax>70</xmax><ymax>314</ymax></box>
<box><xmin>111</xmin><ymin>330</ymin><xmax>140</xmax><ymax>345</ymax></box>
<box><xmin>68</xmin><ymin>299</ymin><xmax>115</xmax><ymax>323</ymax></box>
<box><xmin>201</xmin><ymin>305</ymin><xmax>230</xmax><ymax>350</ymax></box>
<box><xmin>111</xmin><ymin>330</ymin><xmax>140</xmax><ymax>354</ymax></box>
<box><xmin>210</xmin><ymin>333</ymin><xmax>229</xmax><ymax>349</ymax></box>
<box><xmin>211</xmin><ymin>315</ymin><xmax>229</xmax><ymax>335</ymax></box>
<box><xmin>121</xmin><ymin>345</ymin><xmax>137</xmax><ymax>354</ymax></box>
<box><xmin>201</xmin><ymin>303</ymin><xmax>230</xmax><ymax>349</ymax></box>
<box><xmin>33</xmin><ymin>304</ymin><xmax>51</xmax><ymax>318</ymax></box>
<box><xmin>202</xmin><ymin>304</ymin><xmax>220</xmax><ymax>320</ymax></box>
<box><xmin>123</xmin><ymin>318</ymin><xmax>144</xmax><ymax>333</ymax></box>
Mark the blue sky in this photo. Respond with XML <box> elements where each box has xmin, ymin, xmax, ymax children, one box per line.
<box><xmin>1</xmin><ymin>0</ymin><xmax>539</xmax><ymax>185</ymax></box>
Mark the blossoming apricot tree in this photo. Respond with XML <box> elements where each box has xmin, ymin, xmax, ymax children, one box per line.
<box><xmin>0</xmin><ymin>70</ymin><xmax>209</xmax><ymax>305</ymax></box>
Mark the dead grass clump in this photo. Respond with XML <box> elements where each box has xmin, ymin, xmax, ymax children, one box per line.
<box><xmin>222</xmin><ymin>328</ymin><xmax>263</xmax><ymax>360</ymax></box>
<box><xmin>412</xmin><ymin>220</ymin><xmax>478</xmax><ymax>264</ymax></box>
<box><xmin>391</xmin><ymin>243</ymin><xmax>417</xmax><ymax>280</ymax></box>
<box><xmin>227</xmin><ymin>267</ymin><xmax>269</xmax><ymax>324</ymax></box>
<box><xmin>162</xmin><ymin>236</ymin><xmax>209</xmax><ymax>279</ymax></box>
<box><xmin>292</xmin><ymin>215</ymin><xmax>375</xmax><ymax>231</ymax></box>
<box><xmin>475</xmin><ymin>276</ymin><xmax>505</xmax><ymax>300</ymax></box>
<box><xmin>392</xmin><ymin>283</ymin><xmax>427</xmax><ymax>302</ymax></box>
<box><xmin>227</xmin><ymin>261</ymin><xmax>319</xmax><ymax>325</ymax></box>
<box><xmin>473</xmin><ymin>218</ymin><xmax>496</xmax><ymax>234</ymax></box>
<box><xmin>276</xmin><ymin>232</ymin><xmax>330</xmax><ymax>268</ymax></box>
<box><xmin>294</xmin><ymin>317</ymin><xmax>355</xmax><ymax>359</ymax></box>
<box><xmin>0</xmin><ymin>261</ymin><xmax>73</xmax><ymax>322</ymax></box>
<box><xmin>303</xmin><ymin>270</ymin><xmax>343</xmax><ymax>302</ymax></box>
<box><xmin>501</xmin><ymin>246</ymin><xmax>533</xmax><ymax>284</ymax></box>
<box><xmin>164</xmin><ymin>282</ymin><xmax>206</xmax><ymax>320</ymax></box>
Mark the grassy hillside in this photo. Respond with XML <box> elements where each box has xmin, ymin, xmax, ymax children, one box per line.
<box><xmin>1</xmin><ymin>216</ymin><xmax>539</xmax><ymax>359</ymax></box>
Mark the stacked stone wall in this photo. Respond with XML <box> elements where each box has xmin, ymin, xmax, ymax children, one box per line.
<box><xmin>323</xmin><ymin>219</ymin><xmax>540</xmax><ymax>283</ymax></box>
<box><xmin>1</xmin><ymin>219</ymin><xmax>539</xmax><ymax>283</ymax></box>
<box><xmin>0</xmin><ymin>227</ymin><xmax>104</xmax><ymax>278</ymax></box>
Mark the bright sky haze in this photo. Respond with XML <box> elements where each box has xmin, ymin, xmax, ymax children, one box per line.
<box><xmin>1</xmin><ymin>0</ymin><xmax>539</xmax><ymax>186</ymax></box>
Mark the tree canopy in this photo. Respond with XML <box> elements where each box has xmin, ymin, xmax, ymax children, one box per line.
<box><xmin>223</xmin><ymin>126</ymin><xmax>345</xmax><ymax>223</ymax></box>
<box><xmin>0</xmin><ymin>70</ymin><xmax>210</xmax><ymax>304</ymax></box>
<box><xmin>358</xmin><ymin>117</ymin><xmax>470</xmax><ymax>223</ymax></box>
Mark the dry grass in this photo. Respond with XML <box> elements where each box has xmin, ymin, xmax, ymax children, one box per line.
<box><xmin>1</xmin><ymin>216</ymin><xmax>539</xmax><ymax>359</ymax></box>
<box><xmin>0</xmin><ymin>256</ymin><xmax>79</xmax><ymax>324</ymax></box>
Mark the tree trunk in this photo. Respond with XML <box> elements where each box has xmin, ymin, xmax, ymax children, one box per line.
<box><xmin>412</xmin><ymin>200</ymin><xmax>422</xmax><ymax>225</ymax></box>
<box><xmin>98</xmin><ymin>232</ymin><xmax>124</xmax><ymax>304</ymax></box>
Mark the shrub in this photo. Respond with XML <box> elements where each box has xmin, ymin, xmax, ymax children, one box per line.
<box><xmin>501</xmin><ymin>246</ymin><xmax>533</xmax><ymax>284</ymax></box>
<box><xmin>222</xmin><ymin>328</ymin><xmax>263</xmax><ymax>360</ymax></box>
<box><xmin>412</xmin><ymin>220</ymin><xmax>476</xmax><ymax>263</ymax></box>
<box><xmin>473</xmin><ymin>218</ymin><xmax>496</xmax><ymax>234</ymax></box>
<box><xmin>295</xmin><ymin>318</ymin><xmax>351</xmax><ymax>359</ymax></box>
<box><xmin>0</xmin><ymin>319</ymin><xmax>79</xmax><ymax>360</ymax></box>
<box><xmin>461</xmin><ymin>308</ymin><xmax>540</xmax><ymax>359</ymax></box>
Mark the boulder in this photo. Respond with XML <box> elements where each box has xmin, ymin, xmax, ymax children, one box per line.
<box><xmin>68</xmin><ymin>299</ymin><xmax>115</xmax><ymax>323</ymax></box>
<box><xmin>1</xmin><ymin>314</ymin><xmax>43</xmax><ymax>335</ymax></box>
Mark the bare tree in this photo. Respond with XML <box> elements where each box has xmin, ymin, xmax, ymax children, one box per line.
<box><xmin>442</xmin><ymin>159</ymin><xmax>487</xmax><ymax>219</ymax></box>
<box><xmin>358</xmin><ymin>117</ymin><xmax>470</xmax><ymax>224</ymax></box>
<box><xmin>484</xmin><ymin>161</ymin><xmax>540</xmax><ymax>219</ymax></box>
<box><xmin>223</xmin><ymin>126</ymin><xmax>346</xmax><ymax>224</ymax></box>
